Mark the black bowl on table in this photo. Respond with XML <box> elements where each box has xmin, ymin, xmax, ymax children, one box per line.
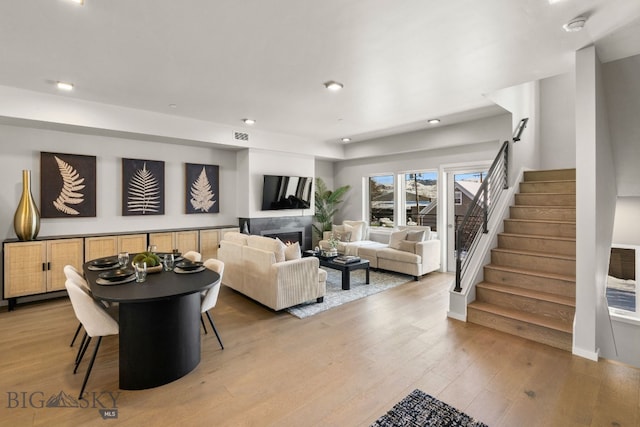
<box><xmin>175</xmin><ymin>260</ymin><xmax>203</xmax><ymax>271</ymax></box>
<box><xmin>89</xmin><ymin>256</ymin><xmax>120</xmax><ymax>268</ymax></box>
<box><xmin>98</xmin><ymin>268</ymin><xmax>135</xmax><ymax>282</ymax></box>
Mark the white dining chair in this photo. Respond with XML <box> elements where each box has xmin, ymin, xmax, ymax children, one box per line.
<box><xmin>64</xmin><ymin>265</ymin><xmax>90</xmax><ymax>348</ymax></box>
<box><xmin>183</xmin><ymin>251</ymin><xmax>202</xmax><ymax>262</ymax></box>
<box><xmin>202</xmin><ymin>258</ymin><xmax>224</xmax><ymax>349</ymax></box>
<box><xmin>65</xmin><ymin>279</ymin><xmax>119</xmax><ymax>399</ymax></box>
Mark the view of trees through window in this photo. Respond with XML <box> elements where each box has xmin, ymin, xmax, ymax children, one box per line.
<box><xmin>404</xmin><ymin>172</ymin><xmax>438</xmax><ymax>230</ymax></box>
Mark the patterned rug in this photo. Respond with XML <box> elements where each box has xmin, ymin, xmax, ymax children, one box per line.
<box><xmin>286</xmin><ymin>268</ymin><xmax>413</xmax><ymax>318</ymax></box>
<box><xmin>371</xmin><ymin>389</ymin><xmax>488</xmax><ymax>427</ymax></box>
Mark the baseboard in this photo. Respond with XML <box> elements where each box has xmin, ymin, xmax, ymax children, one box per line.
<box><xmin>572</xmin><ymin>345</ymin><xmax>600</xmax><ymax>361</ymax></box>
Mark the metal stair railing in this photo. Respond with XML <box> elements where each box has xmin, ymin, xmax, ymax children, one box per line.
<box><xmin>454</xmin><ymin>118</ymin><xmax>528</xmax><ymax>292</ymax></box>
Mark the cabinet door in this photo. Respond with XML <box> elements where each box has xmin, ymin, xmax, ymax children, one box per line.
<box><xmin>3</xmin><ymin>241</ymin><xmax>46</xmax><ymax>298</ymax></box>
<box><xmin>199</xmin><ymin>229</ymin><xmax>220</xmax><ymax>260</ymax></box>
<box><xmin>118</xmin><ymin>234</ymin><xmax>147</xmax><ymax>254</ymax></box>
<box><xmin>149</xmin><ymin>232</ymin><xmax>174</xmax><ymax>252</ymax></box>
<box><xmin>85</xmin><ymin>236</ymin><xmax>118</xmax><ymax>261</ymax></box>
<box><xmin>47</xmin><ymin>238</ymin><xmax>84</xmax><ymax>292</ymax></box>
<box><xmin>175</xmin><ymin>231</ymin><xmax>199</xmax><ymax>254</ymax></box>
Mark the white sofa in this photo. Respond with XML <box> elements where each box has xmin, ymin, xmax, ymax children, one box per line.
<box><xmin>218</xmin><ymin>232</ymin><xmax>327</xmax><ymax>311</ymax></box>
<box><xmin>319</xmin><ymin>221</ymin><xmax>441</xmax><ymax>280</ymax></box>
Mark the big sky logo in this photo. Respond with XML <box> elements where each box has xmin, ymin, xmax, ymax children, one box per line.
<box><xmin>6</xmin><ymin>390</ymin><xmax>119</xmax><ymax>419</ymax></box>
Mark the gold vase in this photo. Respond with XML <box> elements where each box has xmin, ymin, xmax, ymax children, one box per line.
<box><xmin>13</xmin><ymin>170</ymin><xmax>41</xmax><ymax>241</ymax></box>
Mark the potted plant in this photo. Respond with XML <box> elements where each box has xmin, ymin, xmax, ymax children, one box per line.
<box><xmin>313</xmin><ymin>178</ymin><xmax>351</xmax><ymax>245</ymax></box>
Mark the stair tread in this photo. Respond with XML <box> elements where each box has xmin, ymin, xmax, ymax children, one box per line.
<box><xmin>505</xmin><ymin>218</ymin><xmax>576</xmax><ymax>225</ymax></box>
<box><xmin>499</xmin><ymin>232</ymin><xmax>576</xmax><ymax>243</ymax></box>
<box><xmin>477</xmin><ymin>281</ymin><xmax>576</xmax><ymax>307</ymax></box>
<box><xmin>468</xmin><ymin>301</ymin><xmax>573</xmax><ymax>333</ymax></box>
<box><xmin>492</xmin><ymin>247</ymin><xmax>576</xmax><ymax>261</ymax></box>
<box><xmin>484</xmin><ymin>264</ymin><xmax>576</xmax><ymax>281</ymax></box>
<box><xmin>511</xmin><ymin>205</ymin><xmax>576</xmax><ymax>209</ymax></box>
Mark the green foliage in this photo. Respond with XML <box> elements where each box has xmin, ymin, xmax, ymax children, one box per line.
<box><xmin>313</xmin><ymin>178</ymin><xmax>351</xmax><ymax>240</ymax></box>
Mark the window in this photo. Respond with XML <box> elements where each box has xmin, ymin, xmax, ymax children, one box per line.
<box><xmin>607</xmin><ymin>245</ymin><xmax>639</xmax><ymax>318</ymax></box>
<box><xmin>403</xmin><ymin>172</ymin><xmax>437</xmax><ymax>230</ymax></box>
<box><xmin>369</xmin><ymin>175</ymin><xmax>394</xmax><ymax>227</ymax></box>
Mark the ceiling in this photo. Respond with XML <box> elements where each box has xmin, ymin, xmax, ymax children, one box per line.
<box><xmin>1</xmin><ymin>0</ymin><xmax>640</xmax><ymax>144</ymax></box>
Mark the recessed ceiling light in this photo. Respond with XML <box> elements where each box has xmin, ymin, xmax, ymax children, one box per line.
<box><xmin>243</xmin><ymin>118</ymin><xmax>256</xmax><ymax>125</ymax></box>
<box><xmin>168</xmin><ymin>104</ymin><xmax>177</xmax><ymax>109</ymax></box>
<box><xmin>324</xmin><ymin>81</ymin><xmax>344</xmax><ymax>91</ymax></box>
<box><xmin>563</xmin><ymin>16</ymin><xmax>587</xmax><ymax>32</ymax></box>
<box><xmin>341</xmin><ymin>137</ymin><xmax>351</xmax><ymax>143</ymax></box>
<box><xmin>428</xmin><ymin>119</ymin><xmax>440</xmax><ymax>124</ymax></box>
<box><xmin>70</xmin><ymin>0</ymin><xmax>84</xmax><ymax>4</ymax></box>
<box><xmin>56</xmin><ymin>81</ymin><xmax>74</xmax><ymax>91</ymax></box>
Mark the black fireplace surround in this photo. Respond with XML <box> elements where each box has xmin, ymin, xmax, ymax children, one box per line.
<box><xmin>239</xmin><ymin>216</ymin><xmax>313</xmax><ymax>251</ymax></box>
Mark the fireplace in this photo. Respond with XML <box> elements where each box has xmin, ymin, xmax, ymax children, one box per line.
<box><xmin>261</xmin><ymin>228</ymin><xmax>304</xmax><ymax>246</ymax></box>
<box><xmin>239</xmin><ymin>216</ymin><xmax>313</xmax><ymax>250</ymax></box>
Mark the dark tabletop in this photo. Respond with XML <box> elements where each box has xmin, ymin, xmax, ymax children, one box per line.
<box><xmin>84</xmin><ymin>262</ymin><xmax>219</xmax><ymax>303</ymax></box>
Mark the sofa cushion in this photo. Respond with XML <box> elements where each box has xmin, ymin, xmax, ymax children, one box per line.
<box><xmin>389</xmin><ymin>230</ymin><xmax>408</xmax><ymax>250</ymax></box>
<box><xmin>406</xmin><ymin>230</ymin><xmax>426</xmax><ymax>242</ymax></box>
<box><xmin>224</xmin><ymin>231</ymin><xmax>249</xmax><ymax>245</ymax></box>
<box><xmin>285</xmin><ymin>241</ymin><xmax>301</xmax><ymax>260</ymax></box>
<box><xmin>247</xmin><ymin>235</ymin><xmax>286</xmax><ymax>262</ymax></box>
<box><xmin>377</xmin><ymin>247</ymin><xmax>421</xmax><ymax>263</ymax></box>
<box><xmin>334</xmin><ymin>230</ymin><xmax>352</xmax><ymax>242</ymax></box>
<box><xmin>343</xmin><ymin>220</ymin><xmax>366</xmax><ymax>241</ymax></box>
<box><xmin>397</xmin><ymin>240</ymin><xmax>417</xmax><ymax>253</ymax></box>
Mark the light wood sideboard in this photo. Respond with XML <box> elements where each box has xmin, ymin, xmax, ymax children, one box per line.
<box><xmin>3</xmin><ymin>226</ymin><xmax>238</xmax><ymax>310</ymax></box>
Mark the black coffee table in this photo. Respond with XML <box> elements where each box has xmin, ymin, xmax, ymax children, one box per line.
<box><xmin>318</xmin><ymin>257</ymin><xmax>370</xmax><ymax>290</ymax></box>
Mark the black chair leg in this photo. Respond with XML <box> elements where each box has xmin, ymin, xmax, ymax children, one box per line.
<box><xmin>206</xmin><ymin>311</ymin><xmax>224</xmax><ymax>350</ymax></box>
<box><xmin>70</xmin><ymin>323</ymin><xmax>82</xmax><ymax>347</ymax></box>
<box><xmin>79</xmin><ymin>336</ymin><xmax>102</xmax><ymax>400</ymax></box>
<box><xmin>75</xmin><ymin>332</ymin><xmax>88</xmax><ymax>365</ymax></box>
<box><xmin>74</xmin><ymin>336</ymin><xmax>92</xmax><ymax>374</ymax></box>
<box><xmin>200</xmin><ymin>315</ymin><xmax>208</xmax><ymax>334</ymax></box>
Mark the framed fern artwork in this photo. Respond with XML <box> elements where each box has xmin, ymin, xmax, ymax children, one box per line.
<box><xmin>122</xmin><ymin>158</ymin><xmax>165</xmax><ymax>216</ymax></box>
<box><xmin>40</xmin><ymin>152</ymin><xmax>96</xmax><ymax>218</ymax></box>
<box><xmin>185</xmin><ymin>163</ymin><xmax>219</xmax><ymax>214</ymax></box>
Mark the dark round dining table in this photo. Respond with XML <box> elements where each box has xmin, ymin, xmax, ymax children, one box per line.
<box><xmin>84</xmin><ymin>260</ymin><xmax>219</xmax><ymax>390</ymax></box>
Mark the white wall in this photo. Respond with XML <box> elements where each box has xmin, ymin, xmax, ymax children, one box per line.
<box><xmin>314</xmin><ymin>159</ymin><xmax>335</xmax><ymax>191</ymax></box>
<box><xmin>574</xmin><ymin>45</ymin><xmax>618</xmax><ymax>361</ymax></box>
<box><xmin>539</xmin><ymin>73</ymin><xmax>576</xmax><ymax>169</ymax></box>
<box><xmin>485</xmin><ymin>81</ymin><xmax>540</xmax><ymax>187</ymax></box>
<box><xmin>613</xmin><ymin>197</ymin><xmax>640</xmax><ymax>244</ymax></box>
<box><xmin>236</xmin><ymin>148</ymin><xmax>315</xmax><ymax>219</ymax></box>
<box><xmin>0</xmin><ymin>123</ymin><xmax>238</xmax><ymax>240</ymax></box>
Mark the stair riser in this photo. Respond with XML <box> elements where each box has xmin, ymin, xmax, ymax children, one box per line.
<box><xmin>491</xmin><ymin>251</ymin><xmax>575</xmax><ymax>276</ymax></box>
<box><xmin>484</xmin><ymin>267</ymin><xmax>575</xmax><ymax>298</ymax></box>
<box><xmin>519</xmin><ymin>181</ymin><xmax>576</xmax><ymax>194</ymax></box>
<box><xmin>503</xmin><ymin>220</ymin><xmax>576</xmax><ymax>238</ymax></box>
<box><xmin>510</xmin><ymin>206</ymin><xmax>576</xmax><ymax>221</ymax></box>
<box><xmin>467</xmin><ymin>307</ymin><xmax>572</xmax><ymax>351</ymax></box>
<box><xmin>515</xmin><ymin>193</ymin><xmax>576</xmax><ymax>207</ymax></box>
<box><xmin>498</xmin><ymin>235</ymin><xmax>576</xmax><ymax>257</ymax></box>
<box><xmin>524</xmin><ymin>169</ymin><xmax>576</xmax><ymax>182</ymax></box>
<box><xmin>476</xmin><ymin>287</ymin><xmax>575</xmax><ymax>325</ymax></box>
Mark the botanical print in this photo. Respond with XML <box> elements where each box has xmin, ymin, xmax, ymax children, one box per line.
<box><xmin>122</xmin><ymin>158</ymin><xmax>165</xmax><ymax>216</ymax></box>
<box><xmin>185</xmin><ymin>163</ymin><xmax>219</xmax><ymax>214</ymax></box>
<box><xmin>40</xmin><ymin>152</ymin><xmax>96</xmax><ymax>218</ymax></box>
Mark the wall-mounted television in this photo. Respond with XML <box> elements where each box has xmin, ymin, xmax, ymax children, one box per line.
<box><xmin>261</xmin><ymin>175</ymin><xmax>313</xmax><ymax>210</ymax></box>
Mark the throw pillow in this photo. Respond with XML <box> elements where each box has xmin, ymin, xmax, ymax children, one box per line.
<box><xmin>343</xmin><ymin>220</ymin><xmax>366</xmax><ymax>241</ymax></box>
<box><xmin>406</xmin><ymin>230</ymin><xmax>426</xmax><ymax>242</ymax></box>
<box><xmin>398</xmin><ymin>240</ymin><xmax>417</xmax><ymax>253</ymax></box>
<box><xmin>332</xmin><ymin>224</ymin><xmax>345</xmax><ymax>234</ymax></box>
<box><xmin>389</xmin><ymin>230</ymin><xmax>408</xmax><ymax>250</ymax></box>
<box><xmin>284</xmin><ymin>241</ymin><xmax>301</xmax><ymax>260</ymax></box>
<box><xmin>333</xmin><ymin>231</ymin><xmax>352</xmax><ymax>242</ymax></box>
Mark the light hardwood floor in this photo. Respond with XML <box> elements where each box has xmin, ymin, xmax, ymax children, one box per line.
<box><xmin>1</xmin><ymin>272</ymin><xmax>638</xmax><ymax>426</ymax></box>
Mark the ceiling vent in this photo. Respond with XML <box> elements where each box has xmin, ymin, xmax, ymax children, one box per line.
<box><xmin>233</xmin><ymin>131</ymin><xmax>249</xmax><ymax>142</ymax></box>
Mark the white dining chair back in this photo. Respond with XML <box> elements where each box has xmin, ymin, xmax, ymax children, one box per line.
<box><xmin>64</xmin><ymin>265</ymin><xmax>89</xmax><ymax>292</ymax></box>
<box><xmin>183</xmin><ymin>251</ymin><xmax>202</xmax><ymax>262</ymax></box>
<box><xmin>65</xmin><ymin>279</ymin><xmax>119</xmax><ymax>399</ymax></box>
<box><xmin>201</xmin><ymin>258</ymin><xmax>224</xmax><ymax>349</ymax></box>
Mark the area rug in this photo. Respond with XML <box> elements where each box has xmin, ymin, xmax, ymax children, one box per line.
<box><xmin>371</xmin><ymin>389</ymin><xmax>488</xmax><ymax>427</ymax></box>
<box><xmin>286</xmin><ymin>268</ymin><xmax>412</xmax><ymax>318</ymax></box>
